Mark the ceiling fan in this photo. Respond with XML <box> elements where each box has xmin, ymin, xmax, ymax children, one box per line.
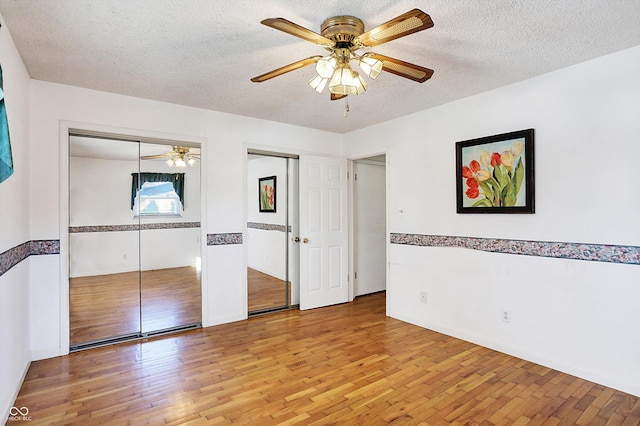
<box><xmin>140</xmin><ymin>146</ymin><xmax>200</xmax><ymax>168</ymax></box>
<box><xmin>251</xmin><ymin>9</ymin><xmax>434</xmax><ymax>100</ymax></box>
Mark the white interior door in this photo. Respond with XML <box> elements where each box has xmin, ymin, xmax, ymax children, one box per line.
<box><xmin>299</xmin><ymin>155</ymin><xmax>348</xmax><ymax>310</ymax></box>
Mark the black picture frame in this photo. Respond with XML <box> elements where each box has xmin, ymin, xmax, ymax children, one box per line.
<box><xmin>258</xmin><ymin>176</ymin><xmax>277</xmax><ymax>213</ymax></box>
<box><xmin>456</xmin><ymin>129</ymin><xmax>534</xmax><ymax>214</ymax></box>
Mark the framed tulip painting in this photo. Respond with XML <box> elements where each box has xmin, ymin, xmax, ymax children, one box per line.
<box><xmin>258</xmin><ymin>175</ymin><xmax>277</xmax><ymax>213</ymax></box>
<box><xmin>456</xmin><ymin>129</ymin><xmax>534</xmax><ymax>214</ymax></box>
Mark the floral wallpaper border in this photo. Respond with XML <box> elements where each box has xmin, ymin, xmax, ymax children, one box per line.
<box><xmin>247</xmin><ymin>222</ymin><xmax>291</xmax><ymax>233</ymax></box>
<box><xmin>207</xmin><ymin>233</ymin><xmax>243</xmax><ymax>246</ymax></box>
<box><xmin>0</xmin><ymin>231</ymin><xmax>245</xmax><ymax>277</ymax></box>
<box><xmin>390</xmin><ymin>233</ymin><xmax>640</xmax><ymax>265</ymax></box>
<box><xmin>0</xmin><ymin>240</ymin><xmax>60</xmax><ymax>277</ymax></box>
<box><xmin>6</xmin><ymin>233</ymin><xmax>633</xmax><ymax>278</ymax></box>
<box><xmin>70</xmin><ymin>222</ymin><xmax>201</xmax><ymax>233</ymax></box>
<box><xmin>1</xmin><ymin>231</ymin><xmax>245</xmax><ymax>276</ymax></box>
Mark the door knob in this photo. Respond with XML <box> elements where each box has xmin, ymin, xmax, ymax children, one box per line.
<box><xmin>303</xmin><ymin>238</ymin><xmax>309</xmax><ymax>244</ymax></box>
<box><xmin>293</xmin><ymin>237</ymin><xmax>300</xmax><ymax>243</ymax></box>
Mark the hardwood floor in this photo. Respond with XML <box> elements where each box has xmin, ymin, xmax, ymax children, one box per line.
<box><xmin>12</xmin><ymin>292</ymin><xmax>640</xmax><ymax>425</ymax></box>
<box><xmin>248</xmin><ymin>268</ymin><xmax>289</xmax><ymax>313</ymax></box>
<box><xmin>70</xmin><ymin>266</ymin><xmax>201</xmax><ymax>345</ymax></box>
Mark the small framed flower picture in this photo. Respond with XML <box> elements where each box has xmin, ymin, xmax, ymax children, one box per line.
<box><xmin>456</xmin><ymin>129</ymin><xmax>534</xmax><ymax>214</ymax></box>
<box><xmin>258</xmin><ymin>176</ymin><xmax>277</xmax><ymax>213</ymax></box>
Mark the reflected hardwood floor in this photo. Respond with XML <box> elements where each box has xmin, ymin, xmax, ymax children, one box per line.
<box><xmin>14</xmin><ymin>292</ymin><xmax>640</xmax><ymax>425</ymax></box>
<box><xmin>247</xmin><ymin>268</ymin><xmax>289</xmax><ymax>312</ymax></box>
<box><xmin>70</xmin><ymin>266</ymin><xmax>201</xmax><ymax>345</ymax></box>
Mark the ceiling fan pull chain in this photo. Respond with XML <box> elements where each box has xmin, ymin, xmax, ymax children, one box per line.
<box><xmin>344</xmin><ymin>98</ymin><xmax>350</xmax><ymax>118</ymax></box>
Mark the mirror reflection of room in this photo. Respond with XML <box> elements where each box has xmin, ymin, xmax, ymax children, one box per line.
<box><xmin>68</xmin><ymin>136</ymin><xmax>202</xmax><ymax>348</ymax></box>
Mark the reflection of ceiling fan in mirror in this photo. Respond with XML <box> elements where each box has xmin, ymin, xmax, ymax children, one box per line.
<box><xmin>251</xmin><ymin>9</ymin><xmax>434</xmax><ymax>100</ymax></box>
<box><xmin>140</xmin><ymin>146</ymin><xmax>200</xmax><ymax>168</ymax></box>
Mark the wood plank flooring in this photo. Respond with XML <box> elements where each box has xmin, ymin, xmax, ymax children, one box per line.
<box><xmin>70</xmin><ymin>266</ymin><xmax>201</xmax><ymax>345</ymax></box>
<box><xmin>247</xmin><ymin>268</ymin><xmax>289</xmax><ymax>313</ymax></box>
<box><xmin>12</xmin><ymin>292</ymin><xmax>640</xmax><ymax>425</ymax></box>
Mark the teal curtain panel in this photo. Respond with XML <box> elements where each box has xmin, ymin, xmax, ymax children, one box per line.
<box><xmin>0</xmin><ymin>64</ymin><xmax>14</xmax><ymax>183</ymax></box>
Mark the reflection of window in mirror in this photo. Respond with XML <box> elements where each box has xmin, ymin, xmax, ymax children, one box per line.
<box><xmin>134</xmin><ymin>181</ymin><xmax>183</xmax><ymax>217</ymax></box>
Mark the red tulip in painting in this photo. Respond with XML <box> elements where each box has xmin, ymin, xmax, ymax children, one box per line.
<box><xmin>462</xmin><ymin>141</ymin><xmax>525</xmax><ymax>207</ymax></box>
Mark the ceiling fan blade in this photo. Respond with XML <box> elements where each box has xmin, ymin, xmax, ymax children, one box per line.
<box><xmin>368</xmin><ymin>53</ymin><xmax>434</xmax><ymax>83</ymax></box>
<box><xmin>251</xmin><ymin>55</ymin><xmax>323</xmax><ymax>82</ymax></box>
<box><xmin>356</xmin><ymin>9</ymin><xmax>433</xmax><ymax>47</ymax></box>
<box><xmin>261</xmin><ymin>18</ymin><xmax>334</xmax><ymax>46</ymax></box>
<box><xmin>141</xmin><ymin>153</ymin><xmax>172</xmax><ymax>160</ymax></box>
<box><xmin>330</xmin><ymin>93</ymin><xmax>348</xmax><ymax>101</ymax></box>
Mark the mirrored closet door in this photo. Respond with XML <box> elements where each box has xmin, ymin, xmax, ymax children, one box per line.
<box><xmin>246</xmin><ymin>154</ymin><xmax>299</xmax><ymax>315</ymax></box>
<box><xmin>69</xmin><ymin>134</ymin><xmax>201</xmax><ymax>350</ymax></box>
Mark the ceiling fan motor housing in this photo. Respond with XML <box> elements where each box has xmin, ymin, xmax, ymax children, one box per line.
<box><xmin>320</xmin><ymin>16</ymin><xmax>364</xmax><ymax>43</ymax></box>
<box><xmin>173</xmin><ymin>146</ymin><xmax>191</xmax><ymax>155</ymax></box>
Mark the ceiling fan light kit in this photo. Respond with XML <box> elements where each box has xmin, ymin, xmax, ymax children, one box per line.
<box><xmin>251</xmin><ymin>9</ymin><xmax>434</xmax><ymax>102</ymax></box>
<box><xmin>315</xmin><ymin>56</ymin><xmax>338</xmax><ymax>79</ymax></box>
<box><xmin>141</xmin><ymin>146</ymin><xmax>199</xmax><ymax>168</ymax></box>
<box><xmin>308</xmin><ymin>74</ymin><xmax>328</xmax><ymax>94</ymax></box>
<box><xmin>359</xmin><ymin>54</ymin><xmax>383</xmax><ymax>79</ymax></box>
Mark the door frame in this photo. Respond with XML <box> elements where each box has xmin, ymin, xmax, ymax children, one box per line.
<box><xmin>59</xmin><ymin>121</ymin><xmax>207</xmax><ymax>355</ymax></box>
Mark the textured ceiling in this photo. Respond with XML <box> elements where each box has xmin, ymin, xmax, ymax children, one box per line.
<box><xmin>1</xmin><ymin>1</ymin><xmax>639</xmax><ymax>134</ymax></box>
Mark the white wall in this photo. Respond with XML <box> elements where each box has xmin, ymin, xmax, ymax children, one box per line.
<box><xmin>343</xmin><ymin>46</ymin><xmax>640</xmax><ymax>396</ymax></box>
<box><xmin>28</xmin><ymin>80</ymin><xmax>341</xmax><ymax>359</ymax></box>
<box><xmin>0</xmin><ymin>14</ymin><xmax>33</xmax><ymax>420</ymax></box>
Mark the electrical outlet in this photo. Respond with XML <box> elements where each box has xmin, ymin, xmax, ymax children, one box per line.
<box><xmin>502</xmin><ymin>310</ymin><xmax>511</xmax><ymax>323</ymax></box>
<box><xmin>420</xmin><ymin>291</ymin><xmax>428</xmax><ymax>304</ymax></box>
